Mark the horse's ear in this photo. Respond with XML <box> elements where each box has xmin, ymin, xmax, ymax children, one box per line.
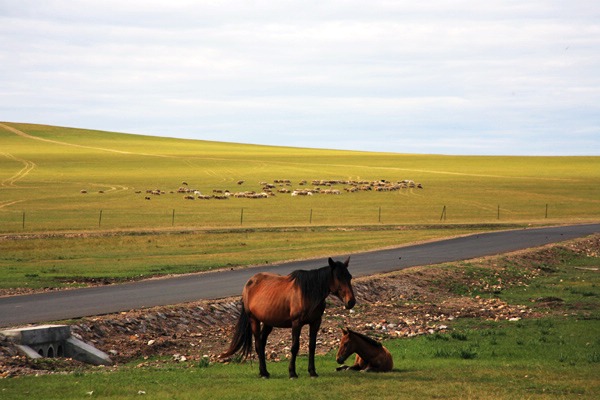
<box><xmin>328</xmin><ymin>257</ymin><xmax>335</xmax><ymax>267</ymax></box>
<box><xmin>344</xmin><ymin>256</ymin><xmax>350</xmax><ymax>268</ymax></box>
<box><xmin>341</xmin><ymin>327</ymin><xmax>348</xmax><ymax>335</ymax></box>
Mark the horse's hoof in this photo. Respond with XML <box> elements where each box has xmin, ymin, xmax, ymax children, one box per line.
<box><xmin>310</xmin><ymin>374</ymin><xmax>319</xmax><ymax>379</ymax></box>
<box><xmin>259</xmin><ymin>372</ymin><xmax>270</xmax><ymax>379</ymax></box>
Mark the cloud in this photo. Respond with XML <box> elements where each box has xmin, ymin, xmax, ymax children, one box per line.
<box><xmin>1</xmin><ymin>0</ymin><xmax>599</xmax><ymax>154</ymax></box>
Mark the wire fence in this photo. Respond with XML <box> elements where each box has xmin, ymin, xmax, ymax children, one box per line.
<box><xmin>0</xmin><ymin>203</ymin><xmax>581</xmax><ymax>234</ymax></box>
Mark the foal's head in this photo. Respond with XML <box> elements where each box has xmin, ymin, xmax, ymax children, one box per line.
<box><xmin>328</xmin><ymin>257</ymin><xmax>356</xmax><ymax>310</ymax></box>
<box><xmin>336</xmin><ymin>328</ymin><xmax>354</xmax><ymax>364</ymax></box>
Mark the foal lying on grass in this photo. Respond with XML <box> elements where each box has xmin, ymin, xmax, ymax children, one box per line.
<box><xmin>335</xmin><ymin>328</ymin><xmax>393</xmax><ymax>372</ymax></box>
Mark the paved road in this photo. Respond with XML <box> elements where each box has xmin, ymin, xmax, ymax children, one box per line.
<box><xmin>1</xmin><ymin>223</ymin><xmax>598</xmax><ymax>327</ymax></box>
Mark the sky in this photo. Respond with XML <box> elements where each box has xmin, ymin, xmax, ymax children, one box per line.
<box><xmin>1</xmin><ymin>1</ymin><xmax>599</xmax><ymax>155</ymax></box>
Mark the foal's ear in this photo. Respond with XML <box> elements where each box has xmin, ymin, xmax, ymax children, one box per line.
<box><xmin>344</xmin><ymin>256</ymin><xmax>350</xmax><ymax>268</ymax></box>
<box><xmin>341</xmin><ymin>327</ymin><xmax>348</xmax><ymax>335</ymax></box>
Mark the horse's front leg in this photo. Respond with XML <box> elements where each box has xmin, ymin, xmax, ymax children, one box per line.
<box><xmin>308</xmin><ymin>318</ymin><xmax>322</xmax><ymax>377</ymax></box>
<box><xmin>250</xmin><ymin>318</ymin><xmax>269</xmax><ymax>378</ymax></box>
<box><xmin>350</xmin><ymin>354</ymin><xmax>366</xmax><ymax>371</ymax></box>
<box><xmin>288</xmin><ymin>322</ymin><xmax>302</xmax><ymax>379</ymax></box>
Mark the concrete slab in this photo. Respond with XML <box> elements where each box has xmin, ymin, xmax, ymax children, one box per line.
<box><xmin>15</xmin><ymin>344</ymin><xmax>43</xmax><ymax>359</ymax></box>
<box><xmin>2</xmin><ymin>325</ymin><xmax>70</xmax><ymax>344</ymax></box>
<box><xmin>65</xmin><ymin>337</ymin><xmax>112</xmax><ymax>366</ymax></box>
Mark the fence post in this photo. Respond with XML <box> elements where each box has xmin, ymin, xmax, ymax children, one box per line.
<box><xmin>309</xmin><ymin>209</ymin><xmax>313</xmax><ymax>224</ymax></box>
<box><xmin>440</xmin><ymin>205</ymin><xmax>447</xmax><ymax>221</ymax></box>
<box><xmin>497</xmin><ymin>204</ymin><xmax>500</xmax><ymax>220</ymax></box>
<box><xmin>22</xmin><ymin>211</ymin><xmax>25</xmax><ymax>229</ymax></box>
<box><xmin>99</xmin><ymin>210</ymin><xmax>103</xmax><ymax>228</ymax></box>
<box><xmin>240</xmin><ymin>208</ymin><xmax>244</xmax><ymax>226</ymax></box>
<box><xmin>545</xmin><ymin>204</ymin><xmax>548</xmax><ymax>218</ymax></box>
<box><xmin>172</xmin><ymin>209</ymin><xmax>175</xmax><ymax>226</ymax></box>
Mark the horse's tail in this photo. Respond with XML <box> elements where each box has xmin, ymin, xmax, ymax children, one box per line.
<box><xmin>219</xmin><ymin>302</ymin><xmax>253</xmax><ymax>359</ymax></box>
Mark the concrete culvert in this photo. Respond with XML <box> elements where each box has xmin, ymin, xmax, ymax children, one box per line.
<box><xmin>1</xmin><ymin>325</ymin><xmax>112</xmax><ymax>366</ymax></box>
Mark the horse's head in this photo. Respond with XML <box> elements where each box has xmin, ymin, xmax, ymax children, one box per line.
<box><xmin>336</xmin><ymin>328</ymin><xmax>354</xmax><ymax>364</ymax></box>
<box><xmin>329</xmin><ymin>257</ymin><xmax>356</xmax><ymax>310</ymax></box>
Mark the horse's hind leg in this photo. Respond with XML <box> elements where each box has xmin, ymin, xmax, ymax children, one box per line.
<box><xmin>260</xmin><ymin>324</ymin><xmax>273</xmax><ymax>359</ymax></box>
<box><xmin>250</xmin><ymin>318</ymin><xmax>269</xmax><ymax>378</ymax></box>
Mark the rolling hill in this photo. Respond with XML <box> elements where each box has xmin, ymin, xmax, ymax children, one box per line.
<box><xmin>1</xmin><ymin>122</ymin><xmax>599</xmax><ymax>233</ymax></box>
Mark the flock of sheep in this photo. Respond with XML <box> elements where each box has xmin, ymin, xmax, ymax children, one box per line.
<box><xmin>131</xmin><ymin>179</ymin><xmax>422</xmax><ymax>201</ymax></box>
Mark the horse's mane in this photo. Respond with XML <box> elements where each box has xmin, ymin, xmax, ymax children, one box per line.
<box><xmin>348</xmin><ymin>329</ymin><xmax>383</xmax><ymax>348</ymax></box>
<box><xmin>288</xmin><ymin>265</ymin><xmax>331</xmax><ymax>306</ymax></box>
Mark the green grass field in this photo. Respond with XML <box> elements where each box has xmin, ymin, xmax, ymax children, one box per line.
<box><xmin>2</xmin><ymin>122</ymin><xmax>599</xmax><ymax>232</ymax></box>
<box><xmin>0</xmin><ymin>225</ymin><xmax>496</xmax><ymax>290</ymax></box>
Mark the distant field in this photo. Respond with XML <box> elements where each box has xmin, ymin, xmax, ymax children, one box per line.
<box><xmin>1</xmin><ymin>122</ymin><xmax>599</xmax><ymax>232</ymax></box>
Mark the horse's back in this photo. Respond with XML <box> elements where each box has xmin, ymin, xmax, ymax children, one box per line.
<box><xmin>242</xmin><ymin>272</ymin><xmax>299</xmax><ymax>327</ymax></box>
<box><xmin>243</xmin><ymin>272</ymin><xmax>287</xmax><ymax>295</ymax></box>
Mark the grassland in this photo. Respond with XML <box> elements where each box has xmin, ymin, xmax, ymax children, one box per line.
<box><xmin>0</xmin><ymin>226</ymin><xmax>493</xmax><ymax>290</ymax></box>
<box><xmin>1</xmin><ymin>122</ymin><xmax>599</xmax><ymax>290</ymax></box>
<box><xmin>1</xmin><ymin>122</ymin><xmax>599</xmax><ymax>232</ymax></box>
<box><xmin>1</xmin><ymin>240</ymin><xmax>598</xmax><ymax>399</ymax></box>
<box><xmin>0</xmin><ymin>119</ymin><xmax>598</xmax><ymax>398</ymax></box>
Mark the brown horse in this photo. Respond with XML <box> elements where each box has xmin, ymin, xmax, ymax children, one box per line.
<box><xmin>220</xmin><ymin>257</ymin><xmax>356</xmax><ymax>378</ymax></box>
<box><xmin>336</xmin><ymin>328</ymin><xmax>393</xmax><ymax>372</ymax></box>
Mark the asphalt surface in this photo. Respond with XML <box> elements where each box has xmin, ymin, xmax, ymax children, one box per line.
<box><xmin>1</xmin><ymin>223</ymin><xmax>598</xmax><ymax>328</ymax></box>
